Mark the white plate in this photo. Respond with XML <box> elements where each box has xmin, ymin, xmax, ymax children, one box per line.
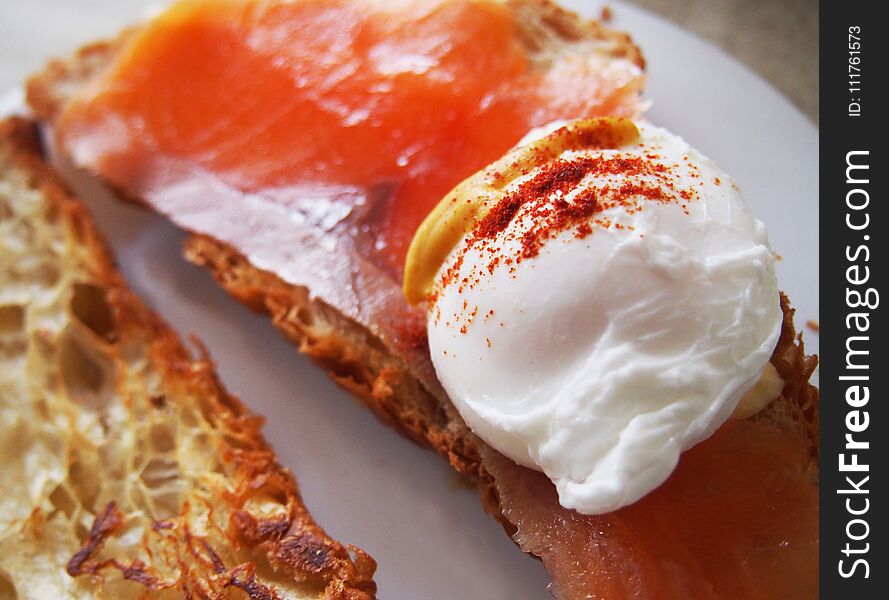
<box><xmin>1</xmin><ymin>1</ymin><xmax>818</xmax><ymax>597</ymax></box>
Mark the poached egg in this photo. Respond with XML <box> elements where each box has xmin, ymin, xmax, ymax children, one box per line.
<box><xmin>404</xmin><ymin>119</ymin><xmax>782</xmax><ymax>515</ymax></box>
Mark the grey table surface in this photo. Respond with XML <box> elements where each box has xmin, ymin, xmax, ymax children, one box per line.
<box><xmin>1</xmin><ymin>0</ymin><xmax>818</xmax><ymax>123</ymax></box>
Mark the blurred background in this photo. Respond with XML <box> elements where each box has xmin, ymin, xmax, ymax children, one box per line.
<box><xmin>630</xmin><ymin>0</ymin><xmax>818</xmax><ymax>122</ymax></box>
<box><xmin>0</xmin><ymin>0</ymin><xmax>818</xmax><ymax>123</ymax></box>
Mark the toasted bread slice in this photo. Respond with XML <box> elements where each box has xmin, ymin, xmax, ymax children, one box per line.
<box><xmin>26</xmin><ymin>0</ymin><xmax>647</xmax><ymax>486</ymax></box>
<box><xmin>0</xmin><ymin>117</ymin><xmax>376</xmax><ymax>599</ymax></box>
<box><xmin>24</xmin><ymin>6</ymin><xmax>817</xmax><ymax>473</ymax></box>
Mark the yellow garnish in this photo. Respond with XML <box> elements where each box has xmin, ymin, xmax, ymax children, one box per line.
<box><xmin>402</xmin><ymin>118</ymin><xmax>640</xmax><ymax>304</ymax></box>
<box><xmin>731</xmin><ymin>363</ymin><xmax>784</xmax><ymax>420</ymax></box>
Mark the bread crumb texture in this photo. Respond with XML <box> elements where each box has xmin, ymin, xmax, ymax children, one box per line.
<box><xmin>0</xmin><ymin>118</ymin><xmax>375</xmax><ymax>600</ymax></box>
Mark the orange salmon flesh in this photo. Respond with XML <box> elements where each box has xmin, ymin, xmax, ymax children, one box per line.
<box><xmin>58</xmin><ymin>0</ymin><xmax>644</xmax><ymax>274</ymax></box>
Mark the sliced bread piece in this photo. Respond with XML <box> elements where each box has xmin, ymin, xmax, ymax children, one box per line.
<box><xmin>0</xmin><ymin>117</ymin><xmax>376</xmax><ymax>600</ymax></box>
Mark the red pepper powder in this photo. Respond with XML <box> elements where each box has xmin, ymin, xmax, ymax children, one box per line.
<box><xmin>462</xmin><ymin>155</ymin><xmax>688</xmax><ymax>275</ymax></box>
<box><xmin>432</xmin><ymin>142</ymin><xmax>701</xmax><ymax>333</ymax></box>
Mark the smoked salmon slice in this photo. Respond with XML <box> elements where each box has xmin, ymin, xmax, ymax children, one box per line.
<box><xmin>56</xmin><ymin>0</ymin><xmax>645</xmax><ymax>272</ymax></box>
<box><xmin>483</xmin><ymin>419</ymin><xmax>818</xmax><ymax>599</ymax></box>
<box><xmin>54</xmin><ymin>0</ymin><xmax>646</xmax><ymax>386</ymax></box>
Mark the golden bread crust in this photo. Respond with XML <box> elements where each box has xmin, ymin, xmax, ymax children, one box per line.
<box><xmin>0</xmin><ymin>117</ymin><xmax>375</xmax><ymax>599</ymax></box>
<box><xmin>185</xmin><ymin>236</ymin><xmax>820</xmax><ymax>492</ymax></box>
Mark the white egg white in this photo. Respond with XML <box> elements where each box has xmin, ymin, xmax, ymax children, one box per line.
<box><xmin>428</xmin><ymin>123</ymin><xmax>782</xmax><ymax>515</ymax></box>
